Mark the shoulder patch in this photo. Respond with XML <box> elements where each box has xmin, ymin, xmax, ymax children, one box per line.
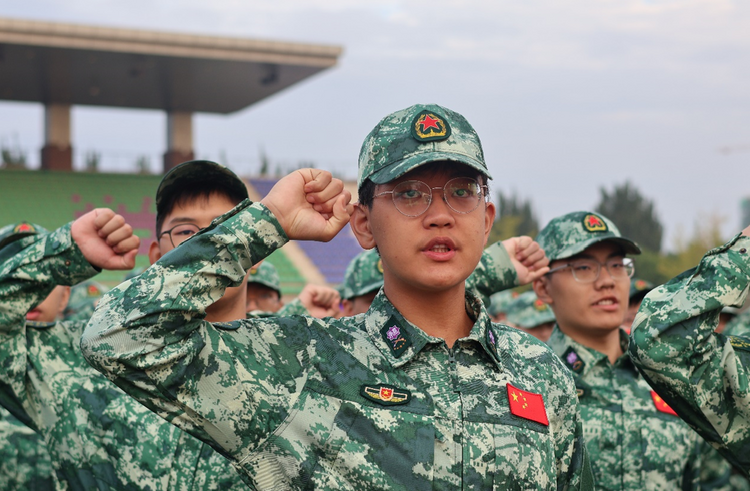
<box><xmin>582</xmin><ymin>214</ymin><xmax>608</xmax><ymax>233</ymax></box>
<box><xmin>360</xmin><ymin>384</ymin><xmax>411</xmax><ymax>406</ymax></box>
<box><xmin>562</xmin><ymin>347</ymin><xmax>585</xmax><ymax>373</ymax></box>
<box><xmin>729</xmin><ymin>336</ymin><xmax>750</xmax><ymax>352</ymax></box>
<box><xmin>411</xmin><ymin>110</ymin><xmax>451</xmax><ymax>142</ymax></box>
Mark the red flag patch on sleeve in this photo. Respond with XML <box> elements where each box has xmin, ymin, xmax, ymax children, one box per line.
<box><xmin>507</xmin><ymin>383</ymin><xmax>549</xmax><ymax>426</ymax></box>
<box><xmin>651</xmin><ymin>391</ymin><xmax>678</xmax><ymax>416</ymax></box>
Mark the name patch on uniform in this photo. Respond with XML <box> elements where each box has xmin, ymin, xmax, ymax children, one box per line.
<box><xmin>411</xmin><ymin>111</ymin><xmax>451</xmax><ymax>142</ymax></box>
<box><xmin>380</xmin><ymin>319</ymin><xmax>412</xmax><ymax>358</ymax></box>
<box><xmin>507</xmin><ymin>383</ymin><xmax>549</xmax><ymax>426</ymax></box>
<box><xmin>360</xmin><ymin>384</ymin><xmax>411</xmax><ymax>406</ymax></box>
<box><xmin>582</xmin><ymin>214</ymin><xmax>607</xmax><ymax>233</ymax></box>
<box><xmin>650</xmin><ymin>391</ymin><xmax>678</xmax><ymax>416</ymax></box>
<box><xmin>562</xmin><ymin>347</ymin><xmax>585</xmax><ymax>373</ymax></box>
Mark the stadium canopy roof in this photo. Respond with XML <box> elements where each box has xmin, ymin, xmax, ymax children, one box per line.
<box><xmin>0</xmin><ymin>17</ymin><xmax>343</xmax><ymax>114</ymax></box>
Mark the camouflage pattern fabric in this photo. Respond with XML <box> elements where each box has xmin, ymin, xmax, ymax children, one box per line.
<box><xmin>339</xmin><ymin>248</ymin><xmax>383</xmax><ymax>300</ymax></box>
<box><xmin>0</xmin><ymin>407</ymin><xmax>60</xmax><ymax>490</ymax></box>
<box><xmin>488</xmin><ymin>290</ymin><xmax>518</xmax><ymax>318</ymax></box>
<box><xmin>629</xmin><ymin>234</ymin><xmax>750</xmax><ymax>473</ymax></box>
<box><xmin>548</xmin><ymin>327</ymin><xmax>732</xmax><ymax>489</ymax></box>
<box><xmin>506</xmin><ymin>291</ymin><xmax>555</xmax><ymax>329</ymax></box>
<box><xmin>247</xmin><ymin>261</ymin><xmax>281</xmax><ymax>295</ymax></box>
<box><xmin>629</xmin><ymin>278</ymin><xmax>654</xmax><ymax>301</ymax></box>
<box><xmin>0</xmin><ymin>223</ymin><xmax>246</xmax><ymax>490</ymax></box>
<box><xmin>83</xmin><ymin>200</ymin><xmax>594</xmax><ymax>490</ymax></box>
<box><xmin>63</xmin><ymin>279</ymin><xmax>109</xmax><ymax>322</ymax></box>
<box><xmin>724</xmin><ymin>307</ymin><xmax>750</xmax><ymax>338</ymax></box>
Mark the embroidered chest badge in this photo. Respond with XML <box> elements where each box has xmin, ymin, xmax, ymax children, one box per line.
<box><xmin>380</xmin><ymin>321</ymin><xmax>412</xmax><ymax>358</ymax></box>
<box><xmin>562</xmin><ymin>347</ymin><xmax>585</xmax><ymax>373</ymax></box>
<box><xmin>360</xmin><ymin>384</ymin><xmax>411</xmax><ymax>406</ymax></box>
<box><xmin>507</xmin><ymin>383</ymin><xmax>549</xmax><ymax>426</ymax></box>
<box><xmin>411</xmin><ymin>110</ymin><xmax>451</xmax><ymax>142</ymax></box>
<box><xmin>650</xmin><ymin>391</ymin><xmax>678</xmax><ymax>416</ymax></box>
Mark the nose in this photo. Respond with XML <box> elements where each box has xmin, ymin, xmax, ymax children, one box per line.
<box><xmin>594</xmin><ymin>263</ymin><xmax>616</xmax><ymax>288</ymax></box>
<box><xmin>422</xmin><ymin>189</ymin><xmax>455</xmax><ymax>228</ymax></box>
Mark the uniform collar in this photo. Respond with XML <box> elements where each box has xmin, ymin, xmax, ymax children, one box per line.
<box><xmin>364</xmin><ymin>289</ymin><xmax>503</xmax><ymax>370</ymax></box>
<box><xmin>547</xmin><ymin>325</ymin><xmax>633</xmax><ymax>377</ymax></box>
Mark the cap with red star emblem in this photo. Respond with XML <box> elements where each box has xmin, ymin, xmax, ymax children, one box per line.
<box><xmin>582</xmin><ymin>214</ymin><xmax>608</xmax><ymax>233</ymax></box>
<box><xmin>0</xmin><ymin>221</ymin><xmax>48</xmax><ymax>249</ymax></box>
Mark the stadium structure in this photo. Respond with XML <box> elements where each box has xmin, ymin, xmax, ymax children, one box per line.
<box><xmin>0</xmin><ymin>17</ymin><xmax>363</xmax><ymax>297</ymax></box>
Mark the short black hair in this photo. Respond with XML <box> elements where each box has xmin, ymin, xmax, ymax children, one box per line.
<box><xmin>357</xmin><ymin>161</ymin><xmax>488</xmax><ymax>209</ymax></box>
<box><xmin>155</xmin><ymin>176</ymin><xmax>247</xmax><ymax>236</ymax></box>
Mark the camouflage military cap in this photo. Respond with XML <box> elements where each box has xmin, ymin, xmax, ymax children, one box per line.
<box><xmin>339</xmin><ymin>249</ymin><xmax>384</xmax><ymax>300</ymax></box>
<box><xmin>536</xmin><ymin>211</ymin><xmax>641</xmax><ymax>261</ymax></box>
<box><xmin>156</xmin><ymin>160</ymin><xmax>248</xmax><ymax>222</ymax></box>
<box><xmin>247</xmin><ymin>261</ymin><xmax>280</xmax><ymax>295</ymax></box>
<box><xmin>629</xmin><ymin>278</ymin><xmax>654</xmax><ymax>300</ymax></box>
<box><xmin>0</xmin><ymin>222</ymin><xmax>48</xmax><ymax>249</ymax></box>
<box><xmin>357</xmin><ymin>104</ymin><xmax>492</xmax><ymax>190</ymax></box>
<box><xmin>488</xmin><ymin>290</ymin><xmax>519</xmax><ymax>317</ymax></box>
<box><xmin>505</xmin><ymin>291</ymin><xmax>556</xmax><ymax>329</ymax></box>
<box><xmin>64</xmin><ymin>280</ymin><xmax>109</xmax><ymax>320</ymax></box>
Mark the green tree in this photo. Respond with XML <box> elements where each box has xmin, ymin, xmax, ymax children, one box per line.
<box><xmin>595</xmin><ymin>181</ymin><xmax>663</xmax><ymax>253</ymax></box>
<box><xmin>1</xmin><ymin>144</ymin><xmax>27</xmax><ymax>170</ymax></box>
<box><xmin>259</xmin><ymin>148</ymin><xmax>270</xmax><ymax>176</ymax></box>
<box><xmin>488</xmin><ymin>191</ymin><xmax>539</xmax><ymax>245</ymax></box>
<box><xmin>135</xmin><ymin>155</ymin><xmax>151</xmax><ymax>174</ymax></box>
<box><xmin>84</xmin><ymin>151</ymin><xmax>100</xmax><ymax>172</ymax></box>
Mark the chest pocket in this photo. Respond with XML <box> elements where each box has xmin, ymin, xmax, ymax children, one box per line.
<box><xmin>238</xmin><ymin>385</ymin><xmax>436</xmax><ymax>491</ymax></box>
<box><xmin>492</xmin><ymin>423</ymin><xmax>555</xmax><ymax>490</ymax></box>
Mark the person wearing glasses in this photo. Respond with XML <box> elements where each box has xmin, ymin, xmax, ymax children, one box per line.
<box><xmin>83</xmin><ymin>104</ymin><xmax>593</xmax><ymax>489</ymax></box>
<box><xmin>533</xmin><ymin>211</ymin><xmax>732</xmax><ymax>490</ymax></box>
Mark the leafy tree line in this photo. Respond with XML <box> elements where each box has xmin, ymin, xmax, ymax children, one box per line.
<box><xmin>488</xmin><ymin>181</ymin><xmax>728</xmax><ymax>285</ymax></box>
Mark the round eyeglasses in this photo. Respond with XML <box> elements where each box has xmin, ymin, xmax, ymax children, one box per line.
<box><xmin>373</xmin><ymin>177</ymin><xmax>489</xmax><ymax>217</ymax></box>
<box><xmin>158</xmin><ymin>223</ymin><xmax>201</xmax><ymax>248</ymax></box>
<box><xmin>546</xmin><ymin>257</ymin><xmax>635</xmax><ymax>283</ymax></box>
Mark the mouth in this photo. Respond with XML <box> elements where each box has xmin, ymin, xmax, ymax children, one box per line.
<box><xmin>592</xmin><ymin>297</ymin><xmax>619</xmax><ymax>310</ymax></box>
<box><xmin>422</xmin><ymin>238</ymin><xmax>457</xmax><ymax>260</ymax></box>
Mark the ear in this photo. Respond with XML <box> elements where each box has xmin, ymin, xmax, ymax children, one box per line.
<box><xmin>483</xmin><ymin>202</ymin><xmax>496</xmax><ymax>246</ymax></box>
<box><xmin>350</xmin><ymin>204</ymin><xmax>376</xmax><ymax>250</ymax></box>
<box><xmin>148</xmin><ymin>240</ymin><xmax>162</xmax><ymax>265</ymax></box>
<box><xmin>57</xmin><ymin>286</ymin><xmax>71</xmax><ymax>315</ymax></box>
<box><xmin>533</xmin><ymin>276</ymin><xmax>553</xmax><ymax>305</ymax></box>
<box><xmin>341</xmin><ymin>299</ymin><xmax>354</xmax><ymax>317</ymax></box>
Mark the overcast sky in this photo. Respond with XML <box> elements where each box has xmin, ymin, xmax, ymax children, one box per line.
<box><xmin>1</xmin><ymin>0</ymin><xmax>749</xmax><ymax>251</ymax></box>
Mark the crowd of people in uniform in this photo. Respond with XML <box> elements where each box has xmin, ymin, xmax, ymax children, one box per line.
<box><xmin>1</xmin><ymin>103</ymin><xmax>749</xmax><ymax>490</ymax></box>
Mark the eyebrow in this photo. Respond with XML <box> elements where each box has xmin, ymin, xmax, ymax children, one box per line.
<box><xmin>164</xmin><ymin>216</ymin><xmax>198</xmax><ymax>228</ymax></box>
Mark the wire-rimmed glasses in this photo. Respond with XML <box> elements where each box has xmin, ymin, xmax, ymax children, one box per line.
<box><xmin>546</xmin><ymin>257</ymin><xmax>635</xmax><ymax>283</ymax></box>
<box><xmin>158</xmin><ymin>223</ymin><xmax>201</xmax><ymax>248</ymax></box>
<box><xmin>373</xmin><ymin>177</ymin><xmax>488</xmax><ymax>217</ymax></box>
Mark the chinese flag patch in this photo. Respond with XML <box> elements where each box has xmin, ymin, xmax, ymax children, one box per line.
<box><xmin>651</xmin><ymin>391</ymin><xmax>678</xmax><ymax>416</ymax></box>
<box><xmin>507</xmin><ymin>383</ymin><xmax>549</xmax><ymax>426</ymax></box>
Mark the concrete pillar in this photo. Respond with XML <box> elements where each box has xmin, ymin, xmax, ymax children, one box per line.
<box><xmin>163</xmin><ymin>111</ymin><xmax>194</xmax><ymax>172</ymax></box>
<box><xmin>41</xmin><ymin>103</ymin><xmax>72</xmax><ymax>171</ymax></box>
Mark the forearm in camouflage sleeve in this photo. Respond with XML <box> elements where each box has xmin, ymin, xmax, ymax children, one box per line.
<box><xmin>0</xmin><ymin>224</ymin><xmax>98</xmax><ymax>422</ymax></box>
<box><xmin>467</xmin><ymin>241</ymin><xmax>518</xmax><ymax>306</ymax></box>
<box><xmin>629</xmin><ymin>234</ymin><xmax>750</xmax><ymax>470</ymax></box>
<box><xmin>81</xmin><ymin>200</ymin><xmax>291</xmax><ymax>453</ymax></box>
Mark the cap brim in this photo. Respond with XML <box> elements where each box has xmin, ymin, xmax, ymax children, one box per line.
<box><xmin>551</xmin><ymin>235</ymin><xmax>641</xmax><ymax>261</ymax></box>
<box><xmin>367</xmin><ymin>152</ymin><xmax>491</xmax><ymax>185</ymax></box>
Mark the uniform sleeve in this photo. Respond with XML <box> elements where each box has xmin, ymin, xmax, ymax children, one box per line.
<box><xmin>0</xmin><ymin>224</ymin><xmax>98</xmax><ymax>428</ymax></box>
<box><xmin>81</xmin><ymin>200</ymin><xmax>315</xmax><ymax>461</ymax></box>
<box><xmin>628</xmin><ymin>234</ymin><xmax>750</xmax><ymax>471</ymax></box>
<box><xmin>276</xmin><ymin>298</ymin><xmax>309</xmax><ymax>317</ymax></box>
<box><xmin>466</xmin><ymin>241</ymin><xmax>518</xmax><ymax>306</ymax></box>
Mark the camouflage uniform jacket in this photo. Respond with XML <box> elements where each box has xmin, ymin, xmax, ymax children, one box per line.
<box><xmin>629</xmin><ymin>234</ymin><xmax>750</xmax><ymax>473</ymax></box>
<box><xmin>548</xmin><ymin>327</ymin><xmax>732</xmax><ymax>490</ymax></box>
<box><xmin>0</xmin><ymin>407</ymin><xmax>61</xmax><ymax>490</ymax></box>
<box><xmin>0</xmin><ymin>223</ymin><xmax>246</xmax><ymax>490</ymax></box>
<box><xmin>83</xmin><ymin>200</ymin><xmax>594</xmax><ymax>490</ymax></box>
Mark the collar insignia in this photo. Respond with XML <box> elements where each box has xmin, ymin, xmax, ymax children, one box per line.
<box><xmin>534</xmin><ymin>299</ymin><xmax>547</xmax><ymax>312</ymax></box>
<box><xmin>582</xmin><ymin>214</ymin><xmax>607</xmax><ymax>233</ymax></box>
<box><xmin>380</xmin><ymin>317</ymin><xmax>412</xmax><ymax>358</ymax></box>
<box><xmin>361</xmin><ymin>384</ymin><xmax>411</xmax><ymax>406</ymax></box>
<box><xmin>411</xmin><ymin>111</ymin><xmax>451</xmax><ymax>142</ymax></box>
<box><xmin>26</xmin><ymin>320</ymin><xmax>55</xmax><ymax>329</ymax></box>
<box><xmin>562</xmin><ymin>347</ymin><xmax>585</xmax><ymax>373</ymax></box>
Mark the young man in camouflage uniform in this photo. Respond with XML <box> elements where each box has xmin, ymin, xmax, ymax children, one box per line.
<box><xmin>0</xmin><ymin>164</ymin><xmax>251</xmax><ymax>488</ymax></box>
<box><xmin>533</xmin><ymin>211</ymin><xmax>732</xmax><ymax>489</ymax></box>
<box><xmin>83</xmin><ymin>103</ymin><xmax>593</xmax><ymax>489</ymax></box>
<box><xmin>629</xmin><ymin>223</ymin><xmax>750</xmax><ymax>473</ymax></box>
<box><xmin>504</xmin><ymin>290</ymin><xmax>556</xmax><ymax>342</ymax></box>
